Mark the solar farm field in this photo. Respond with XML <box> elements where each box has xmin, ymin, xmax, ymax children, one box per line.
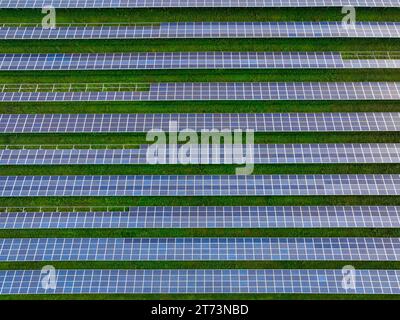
<box><xmin>0</xmin><ymin>4</ymin><xmax>400</xmax><ymax>300</ymax></box>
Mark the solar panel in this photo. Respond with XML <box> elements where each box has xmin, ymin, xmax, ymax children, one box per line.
<box><xmin>1</xmin><ymin>206</ymin><xmax>399</xmax><ymax>229</ymax></box>
<box><xmin>1</xmin><ymin>113</ymin><xmax>399</xmax><ymax>133</ymax></box>
<box><xmin>1</xmin><ymin>269</ymin><xmax>399</xmax><ymax>295</ymax></box>
<box><xmin>0</xmin><ymin>174</ymin><xmax>399</xmax><ymax>197</ymax></box>
<box><xmin>2</xmin><ymin>52</ymin><xmax>400</xmax><ymax>70</ymax></box>
<box><xmin>1</xmin><ymin>82</ymin><xmax>400</xmax><ymax>102</ymax></box>
<box><xmin>1</xmin><ymin>143</ymin><xmax>400</xmax><ymax>165</ymax></box>
<box><xmin>1</xmin><ymin>237</ymin><xmax>398</xmax><ymax>261</ymax></box>
<box><xmin>1</xmin><ymin>22</ymin><xmax>400</xmax><ymax>40</ymax></box>
<box><xmin>1</xmin><ymin>0</ymin><xmax>399</xmax><ymax>8</ymax></box>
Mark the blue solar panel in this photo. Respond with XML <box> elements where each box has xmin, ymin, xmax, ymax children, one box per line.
<box><xmin>1</xmin><ymin>269</ymin><xmax>399</xmax><ymax>295</ymax></box>
<box><xmin>1</xmin><ymin>144</ymin><xmax>399</xmax><ymax>165</ymax></box>
<box><xmin>1</xmin><ymin>113</ymin><xmax>399</xmax><ymax>133</ymax></box>
<box><xmin>1</xmin><ymin>238</ymin><xmax>398</xmax><ymax>261</ymax></box>
<box><xmin>1</xmin><ymin>22</ymin><xmax>399</xmax><ymax>39</ymax></box>
<box><xmin>0</xmin><ymin>175</ymin><xmax>399</xmax><ymax>197</ymax></box>
<box><xmin>1</xmin><ymin>206</ymin><xmax>399</xmax><ymax>228</ymax></box>
<box><xmin>1</xmin><ymin>82</ymin><xmax>399</xmax><ymax>102</ymax></box>
<box><xmin>1</xmin><ymin>52</ymin><xmax>399</xmax><ymax>70</ymax></box>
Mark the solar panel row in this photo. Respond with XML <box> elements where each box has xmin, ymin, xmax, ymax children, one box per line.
<box><xmin>2</xmin><ymin>82</ymin><xmax>399</xmax><ymax>101</ymax></box>
<box><xmin>0</xmin><ymin>174</ymin><xmax>399</xmax><ymax>197</ymax></box>
<box><xmin>1</xmin><ymin>206</ymin><xmax>399</xmax><ymax>229</ymax></box>
<box><xmin>1</xmin><ymin>237</ymin><xmax>399</xmax><ymax>261</ymax></box>
<box><xmin>1</xmin><ymin>143</ymin><xmax>400</xmax><ymax>165</ymax></box>
<box><xmin>1</xmin><ymin>113</ymin><xmax>399</xmax><ymax>133</ymax></box>
<box><xmin>1</xmin><ymin>22</ymin><xmax>400</xmax><ymax>39</ymax></box>
<box><xmin>2</xmin><ymin>0</ymin><xmax>399</xmax><ymax>8</ymax></box>
<box><xmin>2</xmin><ymin>52</ymin><xmax>400</xmax><ymax>70</ymax></box>
<box><xmin>1</xmin><ymin>269</ymin><xmax>399</xmax><ymax>295</ymax></box>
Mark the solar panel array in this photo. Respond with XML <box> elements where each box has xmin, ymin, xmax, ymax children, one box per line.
<box><xmin>2</xmin><ymin>22</ymin><xmax>400</xmax><ymax>40</ymax></box>
<box><xmin>2</xmin><ymin>0</ymin><xmax>400</xmax><ymax>8</ymax></box>
<box><xmin>2</xmin><ymin>52</ymin><xmax>400</xmax><ymax>70</ymax></box>
<box><xmin>0</xmin><ymin>174</ymin><xmax>399</xmax><ymax>197</ymax></box>
<box><xmin>1</xmin><ymin>269</ymin><xmax>399</xmax><ymax>295</ymax></box>
<box><xmin>2</xmin><ymin>82</ymin><xmax>400</xmax><ymax>102</ymax></box>
<box><xmin>2</xmin><ymin>1</ymin><xmax>400</xmax><ymax>298</ymax></box>
<box><xmin>1</xmin><ymin>113</ymin><xmax>399</xmax><ymax>133</ymax></box>
<box><xmin>1</xmin><ymin>206</ymin><xmax>399</xmax><ymax>229</ymax></box>
<box><xmin>1</xmin><ymin>143</ymin><xmax>400</xmax><ymax>165</ymax></box>
<box><xmin>1</xmin><ymin>237</ymin><xmax>399</xmax><ymax>261</ymax></box>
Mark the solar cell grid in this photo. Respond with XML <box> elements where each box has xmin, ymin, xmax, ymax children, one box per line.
<box><xmin>1</xmin><ymin>82</ymin><xmax>399</xmax><ymax>101</ymax></box>
<box><xmin>1</xmin><ymin>113</ymin><xmax>399</xmax><ymax>133</ymax></box>
<box><xmin>1</xmin><ymin>22</ymin><xmax>400</xmax><ymax>40</ymax></box>
<box><xmin>1</xmin><ymin>237</ymin><xmax>399</xmax><ymax>261</ymax></box>
<box><xmin>1</xmin><ymin>143</ymin><xmax>400</xmax><ymax>165</ymax></box>
<box><xmin>1</xmin><ymin>269</ymin><xmax>399</xmax><ymax>295</ymax></box>
<box><xmin>1</xmin><ymin>206</ymin><xmax>399</xmax><ymax>229</ymax></box>
<box><xmin>2</xmin><ymin>52</ymin><xmax>400</xmax><ymax>70</ymax></box>
<box><xmin>3</xmin><ymin>0</ymin><xmax>400</xmax><ymax>298</ymax></box>
<box><xmin>0</xmin><ymin>174</ymin><xmax>399</xmax><ymax>197</ymax></box>
<box><xmin>2</xmin><ymin>0</ymin><xmax>399</xmax><ymax>8</ymax></box>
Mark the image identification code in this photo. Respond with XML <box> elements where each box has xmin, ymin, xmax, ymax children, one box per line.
<box><xmin>151</xmin><ymin>304</ymin><xmax>249</xmax><ymax>317</ymax></box>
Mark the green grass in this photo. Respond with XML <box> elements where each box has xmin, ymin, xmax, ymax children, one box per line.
<box><xmin>0</xmin><ymin>7</ymin><xmax>400</xmax><ymax>300</ymax></box>
<box><xmin>2</xmin><ymin>228</ymin><xmax>400</xmax><ymax>238</ymax></box>
<box><xmin>341</xmin><ymin>51</ymin><xmax>400</xmax><ymax>59</ymax></box>
<box><xmin>1</xmin><ymin>164</ymin><xmax>400</xmax><ymax>175</ymax></box>
<box><xmin>1</xmin><ymin>293</ymin><xmax>399</xmax><ymax>300</ymax></box>
<box><xmin>2</xmin><ymin>100</ymin><xmax>400</xmax><ymax>112</ymax></box>
<box><xmin>1</xmin><ymin>69</ymin><xmax>400</xmax><ymax>83</ymax></box>
<box><xmin>0</xmin><ymin>83</ymin><xmax>151</xmax><ymax>92</ymax></box>
<box><xmin>1</xmin><ymin>195</ymin><xmax>400</xmax><ymax>207</ymax></box>
<box><xmin>1</xmin><ymin>132</ymin><xmax>399</xmax><ymax>145</ymax></box>
<box><xmin>1</xmin><ymin>261</ymin><xmax>400</xmax><ymax>269</ymax></box>
<box><xmin>1</xmin><ymin>8</ymin><xmax>399</xmax><ymax>23</ymax></box>
<box><xmin>2</xmin><ymin>39</ymin><xmax>400</xmax><ymax>53</ymax></box>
